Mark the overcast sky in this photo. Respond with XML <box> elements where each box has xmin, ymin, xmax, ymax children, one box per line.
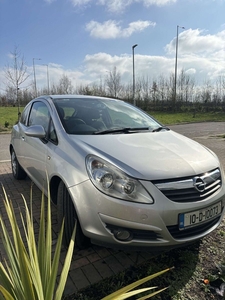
<box><xmin>0</xmin><ymin>0</ymin><xmax>225</xmax><ymax>93</ymax></box>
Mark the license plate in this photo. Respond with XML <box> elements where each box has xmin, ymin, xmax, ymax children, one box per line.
<box><xmin>179</xmin><ymin>202</ymin><xmax>222</xmax><ymax>230</ymax></box>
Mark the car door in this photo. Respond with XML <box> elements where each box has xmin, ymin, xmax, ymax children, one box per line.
<box><xmin>21</xmin><ymin>101</ymin><xmax>50</xmax><ymax>189</ymax></box>
<box><xmin>13</xmin><ymin>103</ymin><xmax>31</xmax><ymax>164</ymax></box>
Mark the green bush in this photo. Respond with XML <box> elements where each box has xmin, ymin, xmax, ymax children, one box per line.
<box><xmin>4</xmin><ymin>121</ymin><xmax>9</xmax><ymax>128</ymax></box>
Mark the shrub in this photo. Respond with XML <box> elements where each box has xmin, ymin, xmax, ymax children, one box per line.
<box><xmin>4</xmin><ymin>121</ymin><xmax>9</xmax><ymax>128</ymax></box>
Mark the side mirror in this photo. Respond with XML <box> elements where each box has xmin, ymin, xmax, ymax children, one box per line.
<box><xmin>24</xmin><ymin>125</ymin><xmax>46</xmax><ymax>138</ymax></box>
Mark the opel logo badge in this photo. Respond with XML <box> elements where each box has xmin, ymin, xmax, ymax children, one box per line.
<box><xmin>193</xmin><ymin>177</ymin><xmax>206</xmax><ymax>192</ymax></box>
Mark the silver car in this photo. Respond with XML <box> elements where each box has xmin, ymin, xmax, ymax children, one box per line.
<box><xmin>10</xmin><ymin>95</ymin><xmax>225</xmax><ymax>250</ymax></box>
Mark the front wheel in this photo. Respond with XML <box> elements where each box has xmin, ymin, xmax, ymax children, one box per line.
<box><xmin>11</xmin><ymin>148</ymin><xmax>27</xmax><ymax>180</ymax></box>
<box><xmin>57</xmin><ymin>181</ymin><xmax>90</xmax><ymax>249</ymax></box>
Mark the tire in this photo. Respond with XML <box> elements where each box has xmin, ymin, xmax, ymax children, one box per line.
<box><xmin>57</xmin><ymin>181</ymin><xmax>89</xmax><ymax>249</ymax></box>
<box><xmin>11</xmin><ymin>148</ymin><xmax>27</xmax><ymax>180</ymax></box>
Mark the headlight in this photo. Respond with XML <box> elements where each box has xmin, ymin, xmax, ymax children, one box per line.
<box><xmin>86</xmin><ymin>155</ymin><xmax>153</xmax><ymax>204</ymax></box>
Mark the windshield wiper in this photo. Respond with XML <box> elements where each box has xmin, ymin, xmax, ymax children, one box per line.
<box><xmin>152</xmin><ymin>126</ymin><xmax>170</xmax><ymax>132</ymax></box>
<box><xmin>93</xmin><ymin>127</ymin><xmax>150</xmax><ymax>135</ymax></box>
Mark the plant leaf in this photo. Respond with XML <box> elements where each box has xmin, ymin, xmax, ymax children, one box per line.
<box><xmin>0</xmin><ymin>285</ymin><xmax>15</xmax><ymax>300</ymax></box>
<box><xmin>101</xmin><ymin>267</ymin><xmax>172</xmax><ymax>300</ymax></box>
<box><xmin>138</xmin><ymin>286</ymin><xmax>169</xmax><ymax>300</ymax></box>
<box><xmin>111</xmin><ymin>287</ymin><xmax>157</xmax><ymax>300</ymax></box>
<box><xmin>55</xmin><ymin>224</ymin><xmax>76</xmax><ymax>300</ymax></box>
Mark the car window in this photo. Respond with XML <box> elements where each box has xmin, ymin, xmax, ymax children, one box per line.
<box><xmin>49</xmin><ymin>119</ymin><xmax>58</xmax><ymax>144</ymax></box>
<box><xmin>20</xmin><ymin>103</ymin><xmax>31</xmax><ymax>125</ymax></box>
<box><xmin>53</xmin><ymin>97</ymin><xmax>160</xmax><ymax>134</ymax></box>
<box><xmin>107</xmin><ymin>108</ymin><xmax>142</xmax><ymax>128</ymax></box>
<box><xmin>28</xmin><ymin>101</ymin><xmax>50</xmax><ymax>132</ymax></box>
<box><xmin>27</xmin><ymin>101</ymin><xmax>58</xmax><ymax>144</ymax></box>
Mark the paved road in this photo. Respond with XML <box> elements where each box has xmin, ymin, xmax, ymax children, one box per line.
<box><xmin>170</xmin><ymin>122</ymin><xmax>225</xmax><ymax>169</ymax></box>
<box><xmin>169</xmin><ymin>122</ymin><xmax>225</xmax><ymax>139</ymax></box>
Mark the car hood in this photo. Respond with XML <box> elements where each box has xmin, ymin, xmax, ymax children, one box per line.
<box><xmin>69</xmin><ymin>130</ymin><xmax>219</xmax><ymax>180</ymax></box>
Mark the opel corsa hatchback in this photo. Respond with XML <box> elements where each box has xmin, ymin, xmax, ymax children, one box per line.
<box><xmin>10</xmin><ymin>95</ymin><xmax>225</xmax><ymax>250</ymax></box>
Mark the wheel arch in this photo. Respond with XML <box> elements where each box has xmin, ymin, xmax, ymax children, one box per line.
<box><xmin>9</xmin><ymin>144</ymin><xmax>13</xmax><ymax>154</ymax></box>
<box><xmin>56</xmin><ymin>178</ymin><xmax>90</xmax><ymax>248</ymax></box>
<box><xmin>49</xmin><ymin>175</ymin><xmax>62</xmax><ymax>205</ymax></box>
<box><xmin>51</xmin><ymin>177</ymin><xmax>80</xmax><ymax>219</ymax></box>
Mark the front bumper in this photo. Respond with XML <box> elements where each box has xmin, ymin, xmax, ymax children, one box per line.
<box><xmin>68</xmin><ymin>179</ymin><xmax>225</xmax><ymax>250</ymax></box>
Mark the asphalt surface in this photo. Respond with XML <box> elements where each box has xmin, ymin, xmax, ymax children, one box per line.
<box><xmin>0</xmin><ymin>122</ymin><xmax>225</xmax><ymax>297</ymax></box>
<box><xmin>169</xmin><ymin>122</ymin><xmax>225</xmax><ymax>168</ymax></box>
<box><xmin>169</xmin><ymin>121</ymin><xmax>225</xmax><ymax>139</ymax></box>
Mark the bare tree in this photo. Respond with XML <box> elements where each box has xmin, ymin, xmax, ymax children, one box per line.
<box><xmin>91</xmin><ymin>77</ymin><xmax>106</xmax><ymax>96</ymax></box>
<box><xmin>58</xmin><ymin>74</ymin><xmax>73</xmax><ymax>94</ymax></box>
<box><xmin>178</xmin><ymin>69</ymin><xmax>195</xmax><ymax>103</ymax></box>
<box><xmin>76</xmin><ymin>84</ymin><xmax>94</xmax><ymax>95</ymax></box>
<box><xmin>119</xmin><ymin>81</ymin><xmax>132</xmax><ymax>103</ymax></box>
<box><xmin>214</xmin><ymin>76</ymin><xmax>224</xmax><ymax>103</ymax></box>
<box><xmin>158</xmin><ymin>75</ymin><xmax>167</xmax><ymax>102</ymax></box>
<box><xmin>105</xmin><ymin>67</ymin><xmax>122</xmax><ymax>98</ymax></box>
<box><xmin>4</xmin><ymin>46</ymin><xmax>29</xmax><ymax>116</ymax></box>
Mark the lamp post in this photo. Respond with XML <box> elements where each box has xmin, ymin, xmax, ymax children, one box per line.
<box><xmin>42</xmin><ymin>64</ymin><xmax>50</xmax><ymax>94</ymax></box>
<box><xmin>132</xmin><ymin>44</ymin><xmax>138</xmax><ymax>105</ymax></box>
<box><xmin>174</xmin><ymin>25</ymin><xmax>185</xmax><ymax>108</ymax></box>
<box><xmin>33</xmin><ymin>58</ymin><xmax>41</xmax><ymax>97</ymax></box>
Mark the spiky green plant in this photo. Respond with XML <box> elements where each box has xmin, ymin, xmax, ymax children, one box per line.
<box><xmin>102</xmin><ymin>267</ymin><xmax>173</xmax><ymax>300</ymax></box>
<box><xmin>0</xmin><ymin>183</ymin><xmax>75</xmax><ymax>300</ymax></box>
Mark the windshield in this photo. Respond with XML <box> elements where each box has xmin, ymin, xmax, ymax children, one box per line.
<box><xmin>53</xmin><ymin>97</ymin><xmax>161</xmax><ymax>135</ymax></box>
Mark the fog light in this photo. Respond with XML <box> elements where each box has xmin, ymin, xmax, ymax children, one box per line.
<box><xmin>113</xmin><ymin>229</ymin><xmax>132</xmax><ymax>241</ymax></box>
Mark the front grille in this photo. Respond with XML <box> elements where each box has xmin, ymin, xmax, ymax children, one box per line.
<box><xmin>167</xmin><ymin>216</ymin><xmax>220</xmax><ymax>239</ymax></box>
<box><xmin>153</xmin><ymin>168</ymin><xmax>222</xmax><ymax>203</ymax></box>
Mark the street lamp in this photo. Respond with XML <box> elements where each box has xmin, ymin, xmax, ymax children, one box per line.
<box><xmin>33</xmin><ymin>58</ymin><xmax>41</xmax><ymax>97</ymax></box>
<box><xmin>174</xmin><ymin>25</ymin><xmax>185</xmax><ymax>108</ymax></box>
<box><xmin>132</xmin><ymin>44</ymin><xmax>138</xmax><ymax>105</ymax></box>
<box><xmin>42</xmin><ymin>64</ymin><xmax>50</xmax><ymax>94</ymax></box>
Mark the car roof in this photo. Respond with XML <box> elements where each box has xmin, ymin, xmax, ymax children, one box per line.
<box><xmin>36</xmin><ymin>95</ymin><xmax>118</xmax><ymax>101</ymax></box>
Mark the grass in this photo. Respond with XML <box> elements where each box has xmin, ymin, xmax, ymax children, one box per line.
<box><xmin>149</xmin><ymin>111</ymin><xmax>225</xmax><ymax>125</ymax></box>
<box><xmin>0</xmin><ymin>106</ymin><xmax>23</xmax><ymax>132</ymax></box>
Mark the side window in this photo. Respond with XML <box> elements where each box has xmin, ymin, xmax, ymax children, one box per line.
<box><xmin>20</xmin><ymin>103</ymin><xmax>31</xmax><ymax>125</ymax></box>
<box><xmin>49</xmin><ymin>119</ymin><xmax>58</xmax><ymax>144</ymax></box>
<box><xmin>28</xmin><ymin>101</ymin><xmax>58</xmax><ymax>145</ymax></box>
<box><xmin>28</xmin><ymin>102</ymin><xmax>50</xmax><ymax>133</ymax></box>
